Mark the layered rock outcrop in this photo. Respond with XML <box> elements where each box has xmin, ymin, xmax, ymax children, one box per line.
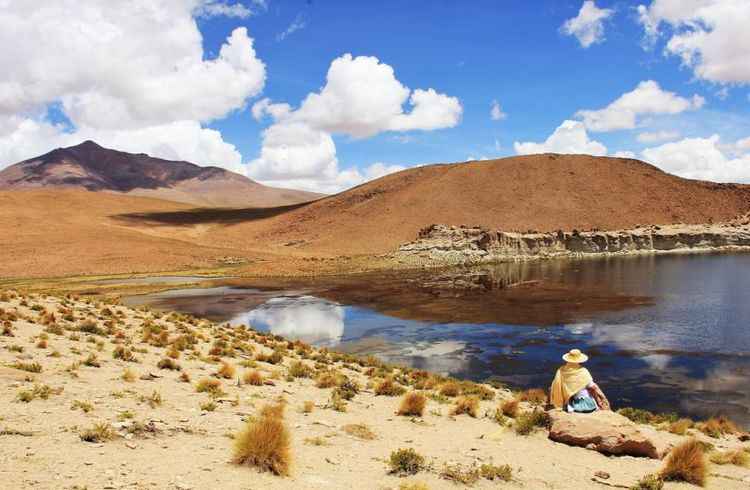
<box><xmin>395</xmin><ymin>222</ymin><xmax>750</xmax><ymax>266</ymax></box>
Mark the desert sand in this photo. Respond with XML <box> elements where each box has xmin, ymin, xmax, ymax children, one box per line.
<box><xmin>1</xmin><ymin>291</ymin><xmax>748</xmax><ymax>489</ymax></box>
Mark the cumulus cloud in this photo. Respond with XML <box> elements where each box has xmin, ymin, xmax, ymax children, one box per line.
<box><xmin>247</xmin><ymin>53</ymin><xmax>460</xmax><ymax>192</ymax></box>
<box><xmin>490</xmin><ymin>100</ymin><xmax>506</xmax><ymax>121</ymax></box>
<box><xmin>641</xmin><ymin>135</ymin><xmax>750</xmax><ymax>183</ymax></box>
<box><xmin>637</xmin><ymin>0</ymin><xmax>750</xmax><ymax>84</ymax></box>
<box><xmin>561</xmin><ymin>1</ymin><xmax>615</xmax><ymax>48</ymax></box>
<box><xmin>576</xmin><ymin>80</ymin><xmax>704</xmax><ymax>132</ymax></box>
<box><xmin>0</xmin><ymin>0</ymin><xmax>264</xmax><ymax>172</ymax></box>
<box><xmin>636</xmin><ymin>130</ymin><xmax>681</xmax><ymax>143</ymax></box>
<box><xmin>513</xmin><ymin>120</ymin><xmax>607</xmax><ymax>156</ymax></box>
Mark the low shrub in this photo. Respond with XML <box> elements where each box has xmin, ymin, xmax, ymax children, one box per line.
<box><xmin>514</xmin><ymin>410</ymin><xmax>550</xmax><ymax>435</ymax></box>
<box><xmin>233</xmin><ymin>405</ymin><xmax>291</xmax><ymax>476</ymax></box>
<box><xmin>388</xmin><ymin>448</ymin><xmax>425</xmax><ymax>476</ymax></box>
<box><xmin>450</xmin><ymin>396</ymin><xmax>479</xmax><ymax>418</ymax></box>
<box><xmin>375</xmin><ymin>377</ymin><xmax>406</xmax><ymax>397</ymax></box>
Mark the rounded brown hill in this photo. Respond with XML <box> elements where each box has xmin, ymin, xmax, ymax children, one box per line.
<box><xmin>232</xmin><ymin>154</ymin><xmax>750</xmax><ymax>255</ymax></box>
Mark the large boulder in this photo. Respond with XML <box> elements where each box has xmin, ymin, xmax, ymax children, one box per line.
<box><xmin>548</xmin><ymin>410</ymin><xmax>676</xmax><ymax>459</ymax></box>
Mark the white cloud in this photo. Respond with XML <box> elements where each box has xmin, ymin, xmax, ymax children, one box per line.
<box><xmin>561</xmin><ymin>1</ymin><xmax>615</xmax><ymax>48</ymax></box>
<box><xmin>613</xmin><ymin>150</ymin><xmax>637</xmax><ymax>158</ymax></box>
<box><xmin>276</xmin><ymin>13</ymin><xmax>306</xmax><ymax>42</ymax></box>
<box><xmin>0</xmin><ymin>1</ymin><xmax>265</xmax><ymax>173</ymax></box>
<box><xmin>576</xmin><ymin>80</ymin><xmax>704</xmax><ymax>132</ymax></box>
<box><xmin>194</xmin><ymin>0</ymin><xmax>254</xmax><ymax>19</ymax></box>
<box><xmin>641</xmin><ymin>134</ymin><xmax>750</xmax><ymax>183</ymax></box>
<box><xmin>514</xmin><ymin>120</ymin><xmax>607</xmax><ymax>156</ymax></box>
<box><xmin>636</xmin><ymin>130</ymin><xmax>681</xmax><ymax>143</ymax></box>
<box><xmin>637</xmin><ymin>0</ymin><xmax>750</xmax><ymax>84</ymax></box>
<box><xmin>490</xmin><ymin>100</ymin><xmax>506</xmax><ymax>121</ymax></box>
<box><xmin>247</xmin><ymin>53</ymin><xmax>460</xmax><ymax>192</ymax></box>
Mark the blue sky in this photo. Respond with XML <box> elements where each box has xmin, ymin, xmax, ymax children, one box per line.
<box><xmin>1</xmin><ymin>1</ymin><xmax>749</xmax><ymax>192</ymax></box>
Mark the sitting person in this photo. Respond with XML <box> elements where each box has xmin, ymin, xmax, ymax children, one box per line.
<box><xmin>550</xmin><ymin>349</ymin><xmax>610</xmax><ymax>413</ymax></box>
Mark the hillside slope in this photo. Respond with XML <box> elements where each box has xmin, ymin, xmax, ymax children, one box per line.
<box><xmin>219</xmin><ymin>154</ymin><xmax>750</xmax><ymax>255</ymax></box>
<box><xmin>0</xmin><ymin>141</ymin><xmax>321</xmax><ymax>207</ymax></box>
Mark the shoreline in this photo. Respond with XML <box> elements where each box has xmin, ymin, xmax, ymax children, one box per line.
<box><xmin>1</xmin><ymin>290</ymin><xmax>749</xmax><ymax>489</ymax></box>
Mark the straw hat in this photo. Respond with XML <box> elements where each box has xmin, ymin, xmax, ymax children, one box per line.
<box><xmin>562</xmin><ymin>348</ymin><xmax>589</xmax><ymax>363</ymax></box>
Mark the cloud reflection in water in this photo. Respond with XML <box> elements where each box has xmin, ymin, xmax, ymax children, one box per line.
<box><xmin>231</xmin><ymin>296</ymin><xmax>345</xmax><ymax>346</ymax></box>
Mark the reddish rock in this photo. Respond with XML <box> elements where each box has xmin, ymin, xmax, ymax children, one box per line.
<box><xmin>548</xmin><ymin>410</ymin><xmax>676</xmax><ymax>459</ymax></box>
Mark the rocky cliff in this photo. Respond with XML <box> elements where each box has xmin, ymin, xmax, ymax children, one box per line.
<box><xmin>394</xmin><ymin>220</ymin><xmax>750</xmax><ymax>266</ymax></box>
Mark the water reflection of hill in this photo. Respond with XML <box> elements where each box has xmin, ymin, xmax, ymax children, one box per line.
<box><xmin>303</xmin><ymin>263</ymin><xmax>653</xmax><ymax>326</ymax></box>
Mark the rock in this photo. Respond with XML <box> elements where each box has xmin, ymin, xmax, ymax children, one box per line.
<box><xmin>548</xmin><ymin>410</ymin><xmax>675</xmax><ymax>459</ymax></box>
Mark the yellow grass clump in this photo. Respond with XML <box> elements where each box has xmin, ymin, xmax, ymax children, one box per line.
<box><xmin>233</xmin><ymin>404</ymin><xmax>291</xmax><ymax>476</ymax></box>
<box><xmin>709</xmin><ymin>449</ymin><xmax>749</xmax><ymax>467</ymax></box>
<box><xmin>698</xmin><ymin>416</ymin><xmax>738</xmax><ymax>438</ymax></box>
<box><xmin>243</xmin><ymin>370</ymin><xmax>265</xmax><ymax>386</ymax></box>
<box><xmin>518</xmin><ymin>388</ymin><xmax>547</xmax><ymax>406</ymax></box>
<box><xmin>500</xmin><ymin>398</ymin><xmax>519</xmax><ymax>418</ymax></box>
<box><xmin>397</xmin><ymin>392</ymin><xmax>427</xmax><ymax>417</ymax></box>
<box><xmin>216</xmin><ymin>361</ymin><xmax>236</xmax><ymax>379</ymax></box>
<box><xmin>659</xmin><ymin>439</ymin><xmax>706</xmax><ymax>487</ymax></box>
<box><xmin>451</xmin><ymin>396</ymin><xmax>479</xmax><ymax>418</ymax></box>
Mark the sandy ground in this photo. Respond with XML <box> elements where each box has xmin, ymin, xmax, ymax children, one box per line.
<box><xmin>1</xmin><ymin>292</ymin><xmax>748</xmax><ymax>489</ymax></box>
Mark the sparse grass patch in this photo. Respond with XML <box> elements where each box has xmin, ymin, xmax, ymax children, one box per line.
<box><xmin>216</xmin><ymin>361</ymin><xmax>236</xmax><ymax>379</ymax></box>
<box><xmin>140</xmin><ymin>390</ymin><xmax>162</xmax><ymax>408</ymax></box>
<box><xmin>121</xmin><ymin>368</ymin><xmax>136</xmax><ymax>382</ymax></box>
<box><xmin>304</xmin><ymin>436</ymin><xmax>330</xmax><ymax>446</ymax></box>
<box><xmin>451</xmin><ymin>396</ymin><xmax>479</xmax><ymax>418</ymax></box>
<box><xmin>196</xmin><ymin>378</ymin><xmax>224</xmax><ymax>396</ymax></box>
<box><xmin>156</xmin><ymin>358</ymin><xmax>181</xmax><ymax>371</ymax></box>
<box><xmin>71</xmin><ymin>400</ymin><xmax>94</xmax><ymax>413</ymax></box>
<box><xmin>113</xmin><ymin>346</ymin><xmax>137</xmax><ymax>362</ymax></box>
<box><xmin>233</xmin><ymin>404</ymin><xmax>291</xmax><ymax>476</ymax></box>
<box><xmin>288</xmin><ymin>360</ymin><xmax>313</xmax><ymax>379</ymax></box>
<box><xmin>514</xmin><ymin>409</ymin><xmax>550</xmax><ymax>435</ymax></box>
<box><xmin>12</xmin><ymin>360</ymin><xmax>42</xmax><ymax>373</ymax></box>
<box><xmin>375</xmin><ymin>376</ymin><xmax>406</xmax><ymax>397</ymax></box>
<box><xmin>83</xmin><ymin>353</ymin><xmax>101</xmax><ymax>367</ymax></box>
<box><xmin>440</xmin><ymin>463</ymin><xmax>479</xmax><ymax>485</ymax></box>
<box><xmin>79</xmin><ymin>422</ymin><xmax>116</xmax><ymax>443</ymax></box>
<box><xmin>518</xmin><ymin>388</ymin><xmax>547</xmax><ymax>406</ymax></box>
<box><xmin>480</xmin><ymin>463</ymin><xmax>512</xmax><ymax>481</ymax></box>
<box><xmin>709</xmin><ymin>449</ymin><xmax>749</xmax><ymax>467</ymax></box>
<box><xmin>630</xmin><ymin>474</ymin><xmax>664</xmax><ymax>490</ymax></box>
<box><xmin>398</xmin><ymin>482</ymin><xmax>429</xmax><ymax>490</ymax></box>
<box><xmin>659</xmin><ymin>439</ymin><xmax>706</xmax><ymax>486</ymax></box>
<box><xmin>342</xmin><ymin>423</ymin><xmax>376</xmax><ymax>440</ymax></box>
<box><xmin>698</xmin><ymin>416</ymin><xmax>738</xmax><ymax>438</ymax></box>
<box><xmin>388</xmin><ymin>448</ymin><xmax>425</xmax><ymax>476</ymax></box>
<box><xmin>201</xmin><ymin>401</ymin><xmax>217</xmax><ymax>412</ymax></box>
<box><xmin>179</xmin><ymin>372</ymin><xmax>191</xmax><ymax>383</ymax></box>
<box><xmin>397</xmin><ymin>392</ymin><xmax>427</xmax><ymax>417</ymax></box>
<box><xmin>668</xmin><ymin>418</ymin><xmax>694</xmax><ymax>435</ymax></box>
<box><xmin>302</xmin><ymin>401</ymin><xmax>314</xmax><ymax>413</ymax></box>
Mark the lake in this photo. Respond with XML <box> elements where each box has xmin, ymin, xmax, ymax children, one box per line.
<box><xmin>124</xmin><ymin>253</ymin><xmax>750</xmax><ymax>427</ymax></box>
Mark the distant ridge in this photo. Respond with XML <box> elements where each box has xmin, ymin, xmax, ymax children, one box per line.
<box><xmin>0</xmin><ymin>141</ymin><xmax>322</xmax><ymax>207</ymax></box>
<box><xmin>223</xmin><ymin>153</ymin><xmax>750</xmax><ymax>255</ymax></box>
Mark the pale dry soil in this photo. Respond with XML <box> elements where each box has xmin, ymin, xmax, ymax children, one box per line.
<box><xmin>1</xmin><ymin>293</ymin><xmax>748</xmax><ymax>490</ymax></box>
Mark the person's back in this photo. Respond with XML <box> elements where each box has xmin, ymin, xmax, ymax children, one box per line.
<box><xmin>550</xmin><ymin>349</ymin><xmax>610</xmax><ymax>412</ymax></box>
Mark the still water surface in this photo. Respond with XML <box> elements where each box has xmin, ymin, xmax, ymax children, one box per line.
<box><xmin>125</xmin><ymin>253</ymin><xmax>750</xmax><ymax>426</ymax></box>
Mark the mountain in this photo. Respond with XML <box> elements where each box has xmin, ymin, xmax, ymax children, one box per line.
<box><xmin>217</xmin><ymin>153</ymin><xmax>750</xmax><ymax>255</ymax></box>
<box><xmin>0</xmin><ymin>141</ymin><xmax>322</xmax><ymax>207</ymax></box>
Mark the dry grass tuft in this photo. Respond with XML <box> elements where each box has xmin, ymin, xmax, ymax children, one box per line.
<box><xmin>233</xmin><ymin>404</ymin><xmax>291</xmax><ymax>476</ymax></box>
<box><xmin>196</xmin><ymin>378</ymin><xmax>224</xmax><ymax>396</ymax></box>
<box><xmin>659</xmin><ymin>438</ymin><xmax>706</xmax><ymax>486</ymax></box>
<box><xmin>156</xmin><ymin>357</ymin><xmax>181</xmax><ymax>371</ymax></box>
<box><xmin>668</xmin><ymin>418</ymin><xmax>693</xmax><ymax>435</ymax></box>
<box><xmin>375</xmin><ymin>376</ymin><xmax>406</xmax><ymax>397</ymax></box>
<box><xmin>630</xmin><ymin>474</ymin><xmax>663</xmax><ymax>490</ymax></box>
<box><xmin>398</xmin><ymin>482</ymin><xmax>429</xmax><ymax>490</ymax></box>
<box><xmin>12</xmin><ymin>361</ymin><xmax>42</xmax><ymax>373</ymax></box>
<box><xmin>500</xmin><ymin>398</ymin><xmax>520</xmax><ymax>418</ymax></box>
<box><xmin>243</xmin><ymin>370</ymin><xmax>265</xmax><ymax>386</ymax></box>
<box><xmin>302</xmin><ymin>401</ymin><xmax>315</xmax><ymax>413</ymax></box>
<box><xmin>709</xmin><ymin>449</ymin><xmax>749</xmax><ymax>467</ymax></box>
<box><xmin>79</xmin><ymin>422</ymin><xmax>116</xmax><ymax>443</ymax></box>
<box><xmin>288</xmin><ymin>360</ymin><xmax>313</xmax><ymax>379</ymax></box>
<box><xmin>438</xmin><ymin>381</ymin><xmax>461</xmax><ymax>397</ymax></box>
<box><xmin>121</xmin><ymin>368</ymin><xmax>137</xmax><ymax>382</ymax></box>
<box><xmin>342</xmin><ymin>423</ymin><xmax>376</xmax><ymax>440</ymax></box>
<box><xmin>698</xmin><ymin>415</ymin><xmax>738</xmax><ymax>438</ymax></box>
<box><xmin>397</xmin><ymin>392</ymin><xmax>427</xmax><ymax>417</ymax></box>
<box><xmin>215</xmin><ymin>361</ymin><xmax>236</xmax><ymax>379</ymax></box>
<box><xmin>388</xmin><ymin>448</ymin><xmax>425</xmax><ymax>476</ymax></box>
<box><xmin>514</xmin><ymin>409</ymin><xmax>550</xmax><ymax>435</ymax></box>
<box><xmin>518</xmin><ymin>388</ymin><xmax>547</xmax><ymax>406</ymax></box>
<box><xmin>451</xmin><ymin>396</ymin><xmax>479</xmax><ymax>418</ymax></box>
